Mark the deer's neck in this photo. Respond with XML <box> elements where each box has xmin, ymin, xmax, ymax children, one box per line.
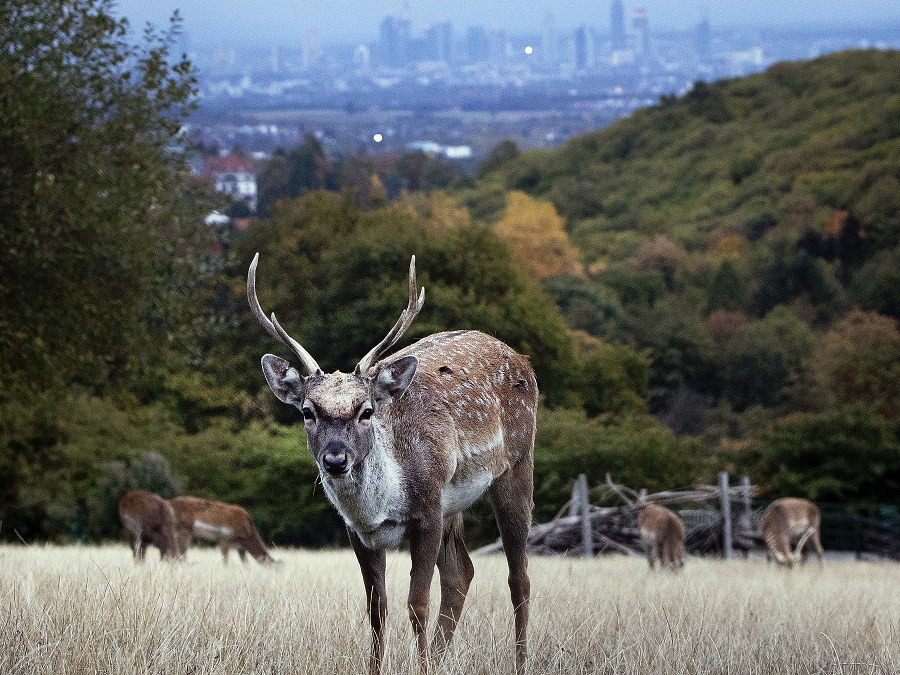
<box><xmin>321</xmin><ymin>419</ymin><xmax>408</xmax><ymax>548</ymax></box>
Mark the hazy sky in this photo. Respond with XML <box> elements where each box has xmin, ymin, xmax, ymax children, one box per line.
<box><xmin>112</xmin><ymin>0</ymin><xmax>900</xmax><ymax>45</ymax></box>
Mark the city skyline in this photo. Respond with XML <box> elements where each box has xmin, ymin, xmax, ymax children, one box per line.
<box><xmin>114</xmin><ymin>0</ymin><xmax>900</xmax><ymax>46</ymax></box>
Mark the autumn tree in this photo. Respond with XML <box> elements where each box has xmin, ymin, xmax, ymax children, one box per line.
<box><xmin>494</xmin><ymin>191</ymin><xmax>582</xmax><ymax>279</ymax></box>
<box><xmin>816</xmin><ymin>310</ymin><xmax>900</xmax><ymax>420</ymax></box>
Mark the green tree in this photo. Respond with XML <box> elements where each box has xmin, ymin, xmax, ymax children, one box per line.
<box><xmin>738</xmin><ymin>406</ymin><xmax>900</xmax><ymax>503</ymax></box>
<box><xmin>720</xmin><ymin>306</ymin><xmax>815</xmax><ymax>411</ymax></box>
<box><xmin>476</xmin><ymin>139</ymin><xmax>519</xmax><ymax>178</ymax></box>
<box><xmin>287</xmin><ymin>133</ymin><xmax>332</xmax><ymax>196</ymax></box>
<box><xmin>0</xmin><ymin>0</ymin><xmax>205</xmax><ymax>393</ymax></box>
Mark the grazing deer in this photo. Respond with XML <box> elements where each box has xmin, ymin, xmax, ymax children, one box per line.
<box><xmin>118</xmin><ymin>490</ymin><xmax>180</xmax><ymax>562</ymax></box>
<box><xmin>761</xmin><ymin>497</ymin><xmax>824</xmax><ymax>567</ymax></box>
<box><xmin>249</xmin><ymin>254</ymin><xmax>537</xmax><ymax>675</ymax></box>
<box><xmin>638</xmin><ymin>503</ymin><xmax>685</xmax><ymax>570</ymax></box>
<box><xmin>169</xmin><ymin>496</ymin><xmax>275</xmax><ymax>564</ymax></box>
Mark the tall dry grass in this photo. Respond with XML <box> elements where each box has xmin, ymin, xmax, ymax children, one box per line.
<box><xmin>2</xmin><ymin>544</ymin><xmax>898</xmax><ymax>674</ymax></box>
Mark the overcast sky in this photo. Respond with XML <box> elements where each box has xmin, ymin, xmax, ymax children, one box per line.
<box><xmin>112</xmin><ymin>0</ymin><xmax>900</xmax><ymax>45</ymax></box>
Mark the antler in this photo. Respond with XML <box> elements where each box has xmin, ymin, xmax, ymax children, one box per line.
<box><xmin>247</xmin><ymin>253</ymin><xmax>323</xmax><ymax>376</ymax></box>
<box><xmin>355</xmin><ymin>255</ymin><xmax>425</xmax><ymax>375</ymax></box>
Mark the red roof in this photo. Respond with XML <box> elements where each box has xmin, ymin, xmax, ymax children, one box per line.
<box><xmin>204</xmin><ymin>153</ymin><xmax>253</xmax><ymax>175</ymax></box>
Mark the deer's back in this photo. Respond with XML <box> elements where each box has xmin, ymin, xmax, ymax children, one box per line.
<box><xmin>386</xmin><ymin>330</ymin><xmax>538</xmax><ymax>499</ymax></box>
<box><xmin>762</xmin><ymin>497</ymin><xmax>820</xmax><ymax>537</ymax></box>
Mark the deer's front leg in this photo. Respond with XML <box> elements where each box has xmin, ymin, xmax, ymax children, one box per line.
<box><xmin>349</xmin><ymin>529</ymin><xmax>388</xmax><ymax>675</ymax></box>
<box><xmin>407</xmin><ymin>515</ymin><xmax>443</xmax><ymax>670</ymax></box>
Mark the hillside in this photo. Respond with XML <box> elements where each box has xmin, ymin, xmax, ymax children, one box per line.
<box><xmin>485</xmin><ymin>49</ymin><xmax>900</xmax><ymax>264</ymax></box>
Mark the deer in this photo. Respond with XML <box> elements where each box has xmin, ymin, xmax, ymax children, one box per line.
<box><xmin>118</xmin><ymin>490</ymin><xmax>180</xmax><ymax>562</ymax></box>
<box><xmin>761</xmin><ymin>497</ymin><xmax>824</xmax><ymax>568</ymax></box>
<box><xmin>248</xmin><ymin>253</ymin><xmax>537</xmax><ymax>675</ymax></box>
<box><xmin>168</xmin><ymin>496</ymin><xmax>275</xmax><ymax>564</ymax></box>
<box><xmin>637</xmin><ymin>503</ymin><xmax>685</xmax><ymax>571</ymax></box>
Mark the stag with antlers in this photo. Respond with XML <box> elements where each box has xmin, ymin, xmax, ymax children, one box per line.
<box><xmin>249</xmin><ymin>254</ymin><xmax>537</xmax><ymax>674</ymax></box>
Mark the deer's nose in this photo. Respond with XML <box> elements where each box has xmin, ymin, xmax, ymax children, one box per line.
<box><xmin>323</xmin><ymin>442</ymin><xmax>349</xmax><ymax>475</ymax></box>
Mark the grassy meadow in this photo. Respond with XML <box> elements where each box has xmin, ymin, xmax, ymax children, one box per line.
<box><xmin>2</xmin><ymin>545</ymin><xmax>899</xmax><ymax>674</ymax></box>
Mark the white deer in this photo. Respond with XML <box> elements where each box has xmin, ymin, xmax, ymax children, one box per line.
<box><xmin>248</xmin><ymin>254</ymin><xmax>537</xmax><ymax>675</ymax></box>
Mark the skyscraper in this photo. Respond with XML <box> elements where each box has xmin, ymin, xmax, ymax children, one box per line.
<box><xmin>575</xmin><ymin>25</ymin><xmax>594</xmax><ymax>70</ymax></box>
<box><xmin>542</xmin><ymin>11</ymin><xmax>559</xmax><ymax>67</ymax></box>
<box><xmin>610</xmin><ymin>0</ymin><xmax>626</xmax><ymax>49</ymax></box>
<box><xmin>632</xmin><ymin>6</ymin><xmax>650</xmax><ymax>56</ymax></box>
<box><xmin>466</xmin><ymin>26</ymin><xmax>489</xmax><ymax>64</ymax></box>
<box><xmin>303</xmin><ymin>28</ymin><xmax>322</xmax><ymax>70</ymax></box>
<box><xmin>696</xmin><ymin>8</ymin><xmax>711</xmax><ymax>58</ymax></box>
<box><xmin>379</xmin><ymin>16</ymin><xmax>405</xmax><ymax>67</ymax></box>
<box><xmin>425</xmin><ymin>20</ymin><xmax>452</xmax><ymax>63</ymax></box>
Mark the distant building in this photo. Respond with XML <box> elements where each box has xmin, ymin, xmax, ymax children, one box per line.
<box><xmin>696</xmin><ymin>9</ymin><xmax>711</xmax><ymax>58</ymax></box>
<box><xmin>466</xmin><ymin>25</ymin><xmax>489</xmax><ymax>64</ymax></box>
<box><xmin>204</xmin><ymin>152</ymin><xmax>257</xmax><ymax>212</ymax></box>
<box><xmin>610</xmin><ymin>0</ymin><xmax>627</xmax><ymax>49</ymax></box>
<box><xmin>379</xmin><ymin>16</ymin><xmax>407</xmax><ymax>68</ymax></box>
<box><xmin>303</xmin><ymin>29</ymin><xmax>323</xmax><ymax>70</ymax></box>
<box><xmin>487</xmin><ymin>29</ymin><xmax>508</xmax><ymax>66</ymax></box>
<box><xmin>425</xmin><ymin>20</ymin><xmax>452</xmax><ymax>63</ymax></box>
<box><xmin>542</xmin><ymin>11</ymin><xmax>559</xmax><ymax>67</ymax></box>
<box><xmin>632</xmin><ymin>6</ymin><xmax>650</xmax><ymax>56</ymax></box>
<box><xmin>353</xmin><ymin>44</ymin><xmax>371</xmax><ymax>71</ymax></box>
<box><xmin>575</xmin><ymin>25</ymin><xmax>595</xmax><ymax>70</ymax></box>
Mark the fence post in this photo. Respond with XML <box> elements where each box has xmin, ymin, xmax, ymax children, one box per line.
<box><xmin>577</xmin><ymin>473</ymin><xmax>593</xmax><ymax>557</ymax></box>
<box><xmin>719</xmin><ymin>471</ymin><xmax>733</xmax><ymax>559</ymax></box>
<box><xmin>569</xmin><ymin>478</ymin><xmax>581</xmax><ymax>518</ymax></box>
<box><xmin>740</xmin><ymin>476</ymin><xmax>753</xmax><ymax>538</ymax></box>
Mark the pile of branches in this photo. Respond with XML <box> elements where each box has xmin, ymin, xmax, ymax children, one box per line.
<box><xmin>476</xmin><ymin>476</ymin><xmax>760</xmax><ymax>557</ymax></box>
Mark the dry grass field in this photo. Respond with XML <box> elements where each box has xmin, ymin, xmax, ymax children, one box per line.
<box><xmin>2</xmin><ymin>544</ymin><xmax>899</xmax><ymax>674</ymax></box>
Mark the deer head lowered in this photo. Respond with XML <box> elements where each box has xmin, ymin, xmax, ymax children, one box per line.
<box><xmin>249</xmin><ymin>254</ymin><xmax>537</xmax><ymax>675</ymax></box>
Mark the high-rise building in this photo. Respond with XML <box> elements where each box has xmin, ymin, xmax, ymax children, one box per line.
<box><xmin>542</xmin><ymin>11</ymin><xmax>559</xmax><ymax>67</ymax></box>
<box><xmin>610</xmin><ymin>0</ymin><xmax>627</xmax><ymax>49</ymax></box>
<box><xmin>574</xmin><ymin>25</ymin><xmax>595</xmax><ymax>70</ymax></box>
<box><xmin>425</xmin><ymin>20</ymin><xmax>452</xmax><ymax>63</ymax></box>
<box><xmin>303</xmin><ymin>29</ymin><xmax>322</xmax><ymax>70</ymax></box>
<box><xmin>466</xmin><ymin>25</ymin><xmax>489</xmax><ymax>64</ymax></box>
<box><xmin>379</xmin><ymin>16</ymin><xmax>406</xmax><ymax>67</ymax></box>
<box><xmin>487</xmin><ymin>29</ymin><xmax>508</xmax><ymax>66</ymax></box>
<box><xmin>696</xmin><ymin>8</ymin><xmax>711</xmax><ymax>58</ymax></box>
<box><xmin>632</xmin><ymin>6</ymin><xmax>650</xmax><ymax>56</ymax></box>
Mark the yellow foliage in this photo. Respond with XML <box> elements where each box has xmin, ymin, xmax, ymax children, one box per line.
<box><xmin>402</xmin><ymin>190</ymin><xmax>471</xmax><ymax>233</ymax></box>
<box><xmin>494</xmin><ymin>191</ymin><xmax>582</xmax><ymax>279</ymax></box>
<box><xmin>712</xmin><ymin>234</ymin><xmax>748</xmax><ymax>259</ymax></box>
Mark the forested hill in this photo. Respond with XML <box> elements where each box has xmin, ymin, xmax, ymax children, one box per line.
<box><xmin>482</xmin><ymin>49</ymin><xmax>900</xmax><ymax>264</ymax></box>
<box><xmin>467</xmin><ymin>49</ymin><xmax>900</xmax><ymax>434</ymax></box>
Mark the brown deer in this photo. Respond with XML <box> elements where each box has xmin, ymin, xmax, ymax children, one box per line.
<box><xmin>118</xmin><ymin>490</ymin><xmax>180</xmax><ymax>562</ymax></box>
<box><xmin>761</xmin><ymin>497</ymin><xmax>824</xmax><ymax>567</ymax></box>
<box><xmin>169</xmin><ymin>496</ymin><xmax>275</xmax><ymax>564</ymax></box>
<box><xmin>637</xmin><ymin>503</ymin><xmax>685</xmax><ymax>570</ymax></box>
<box><xmin>249</xmin><ymin>254</ymin><xmax>537</xmax><ymax>675</ymax></box>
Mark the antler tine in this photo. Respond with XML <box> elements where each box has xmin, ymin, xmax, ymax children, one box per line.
<box><xmin>247</xmin><ymin>253</ymin><xmax>323</xmax><ymax>376</ymax></box>
<box><xmin>355</xmin><ymin>255</ymin><xmax>425</xmax><ymax>375</ymax></box>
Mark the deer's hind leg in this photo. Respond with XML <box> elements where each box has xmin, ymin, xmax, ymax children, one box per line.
<box><xmin>490</xmin><ymin>456</ymin><xmax>533</xmax><ymax>675</ymax></box>
<box><xmin>432</xmin><ymin>512</ymin><xmax>475</xmax><ymax>662</ymax></box>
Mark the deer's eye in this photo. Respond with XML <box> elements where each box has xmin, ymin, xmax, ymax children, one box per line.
<box><xmin>301</xmin><ymin>407</ymin><xmax>316</xmax><ymax>422</ymax></box>
<box><xmin>359</xmin><ymin>407</ymin><xmax>374</xmax><ymax>422</ymax></box>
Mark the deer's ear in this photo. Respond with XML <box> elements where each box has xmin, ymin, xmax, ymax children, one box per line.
<box><xmin>372</xmin><ymin>356</ymin><xmax>418</xmax><ymax>405</ymax></box>
<box><xmin>261</xmin><ymin>354</ymin><xmax>306</xmax><ymax>405</ymax></box>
